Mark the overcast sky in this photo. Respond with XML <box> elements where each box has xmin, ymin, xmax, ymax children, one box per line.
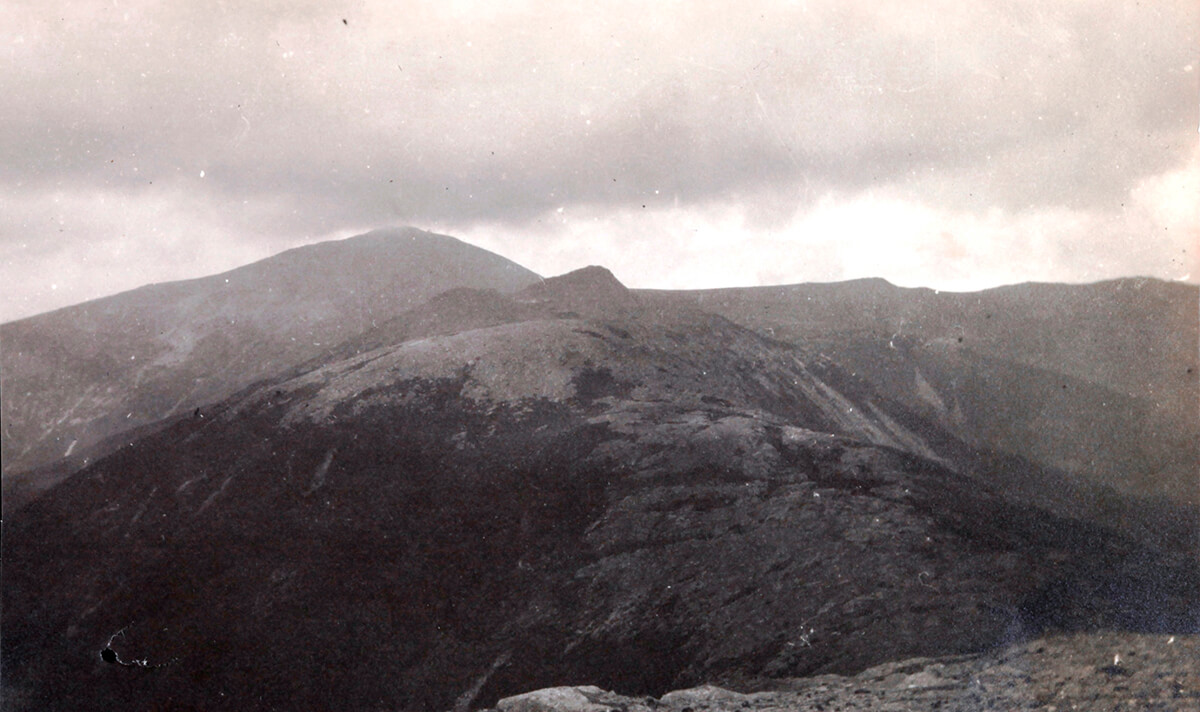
<box><xmin>2</xmin><ymin>0</ymin><xmax>1197</xmax><ymax>322</ymax></box>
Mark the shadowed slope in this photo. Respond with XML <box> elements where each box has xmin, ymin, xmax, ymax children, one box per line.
<box><xmin>640</xmin><ymin>277</ymin><xmax>1199</xmax><ymax>504</ymax></box>
<box><xmin>5</xmin><ymin>269</ymin><xmax>1196</xmax><ymax>712</ymax></box>
<box><xmin>1</xmin><ymin>227</ymin><xmax>539</xmax><ymax>511</ymax></box>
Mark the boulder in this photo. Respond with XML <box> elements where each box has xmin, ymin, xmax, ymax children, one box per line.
<box><xmin>660</xmin><ymin>684</ymin><xmax>749</xmax><ymax>706</ymax></box>
<box><xmin>496</xmin><ymin>686</ymin><xmax>631</xmax><ymax>712</ymax></box>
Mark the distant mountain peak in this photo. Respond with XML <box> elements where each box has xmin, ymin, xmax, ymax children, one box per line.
<box><xmin>515</xmin><ymin>265</ymin><xmax>637</xmax><ymax>316</ymax></box>
<box><xmin>567</xmin><ymin>264</ymin><xmax>619</xmax><ymax>278</ymax></box>
<box><xmin>528</xmin><ymin>265</ymin><xmax>628</xmax><ymax>292</ymax></box>
<box><xmin>539</xmin><ymin>265</ymin><xmax>627</xmax><ymax>291</ymax></box>
<box><xmin>354</xmin><ymin>226</ymin><xmax>458</xmax><ymax>243</ymax></box>
<box><xmin>0</xmin><ymin>226</ymin><xmax>541</xmax><ymax>486</ymax></box>
<box><xmin>271</xmin><ymin>226</ymin><xmax>474</xmax><ymax>262</ymax></box>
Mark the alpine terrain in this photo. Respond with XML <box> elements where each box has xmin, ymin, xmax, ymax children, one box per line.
<box><xmin>2</xmin><ymin>228</ymin><xmax>1197</xmax><ymax>711</ymax></box>
<box><xmin>0</xmin><ymin>227</ymin><xmax>540</xmax><ymax>512</ymax></box>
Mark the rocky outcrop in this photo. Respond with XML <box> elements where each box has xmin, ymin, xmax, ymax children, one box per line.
<box><xmin>4</xmin><ymin>262</ymin><xmax>1196</xmax><ymax>712</ymax></box>
<box><xmin>497</xmin><ymin>686</ymin><xmax>631</xmax><ymax>712</ymax></box>
<box><xmin>492</xmin><ymin>632</ymin><xmax>1200</xmax><ymax>712</ymax></box>
<box><xmin>5</xmin><ymin>329</ymin><xmax>1196</xmax><ymax>710</ymax></box>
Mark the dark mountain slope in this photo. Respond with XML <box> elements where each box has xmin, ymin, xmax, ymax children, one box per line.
<box><xmin>0</xmin><ymin>227</ymin><xmax>540</xmax><ymax>510</ymax></box>
<box><xmin>5</xmin><ymin>270</ymin><xmax>1196</xmax><ymax>712</ymax></box>
<box><xmin>255</xmin><ymin>269</ymin><xmax>1200</xmax><ymax>549</ymax></box>
<box><xmin>641</xmin><ymin>278</ymin><xmax>1199</xmax><ymax>504</ymax></box>
<box><xmin>326</xmin><ymin>270</ymin><xmax>1192</xmax><ymax>549</ymax></box>
<box><xmin>650</xmin><ymin>277</ymin><xmax>1197</xmax><ymax>403</ymax></box>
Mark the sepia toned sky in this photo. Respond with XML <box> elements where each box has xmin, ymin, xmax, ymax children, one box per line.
<box><xmin>2</xmin><ymin>0</ymin><xmax>1197</xmax><ymax>322</ymax></box>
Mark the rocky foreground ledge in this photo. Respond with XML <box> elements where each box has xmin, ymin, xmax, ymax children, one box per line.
<box><xmin>490</xmin><ymin>633</ymin><xmax>1198</xmax><ymax>712</ymax></box>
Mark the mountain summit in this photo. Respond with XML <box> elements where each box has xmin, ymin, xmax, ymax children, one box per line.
<box><xmin>1</xmin><ymin>228</ymin><xmax>539</xmax><ymax>509</ymax></box>
<box><xmin>3</xmin><ymin>229</ymin><xmax>1197</xmax><ymax>712</ymax></box>
<box><xmin>514</xmin><ymin>265</ymin><xmax>639</xmax><ymax>317</ymax></box>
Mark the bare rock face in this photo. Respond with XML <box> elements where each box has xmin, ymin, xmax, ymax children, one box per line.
<box><xmin>659</xmin><ymin>684</ymin><xmax>751</xmax><ymax>706</ymax></box>
<box><xmin>492</xmin><ymin>633</ymin><xmax>1200</xmax><ymax>712</ymax></box>
<box><xmin>497</xmin><ymin>686</ymin><xmax>635</xmax><ymax>712</ymax></box>
<box><xmin>4</xmin><ymin>258</ymin><xmax>1197</xmax><ymax>712</ymax></box>
<box><xmin>5</xmin><ymin>268</ymin><xmax>1196</xmax><ymax>712</ymax></box>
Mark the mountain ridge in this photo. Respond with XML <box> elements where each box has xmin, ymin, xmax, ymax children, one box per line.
<box><xmin>5</xmin><ymin>269</ymin><xmax>1196</xmax><ymax>709</ymax></box>
<box><xmin>5</xmin><ymin>231</ymin><xmax>1195</xmax><ymax>512</ymax></box>
<box><xmin>0</xmin><ymin>227</ymin><xmax>541</xmax><ymax>511</ymax></box>
<box><xmin>1</xmin><ymin>227</ymin><xmax>494</xmax><ymax>325</ymax></box>
<box><xmin>639</xmin><ymin>275</ymin><xmax>1199</xmax><ymax>504</ymax></box>
<box><xmin>3</xmin><ymin>231</ymin><xmax>1198</xmax><ymax>711</ymax></box>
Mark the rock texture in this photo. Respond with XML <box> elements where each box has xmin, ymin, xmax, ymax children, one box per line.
<box><xmin>643</xmin><ymin>277</ymin><xmax>1200</xmax><ymax>505</ymax></box>
<box><xmin>498</xmin><ymin>686</ymin><xmax>621</xmax><ymax>712</ymax></box>
<box><xmin>493</xmin><ymin>633</ymin><xmax>1199</xmax><ymax>712</ymax></box>
<box><xmin>4</xmin><ymin>266</ymin><xmax>1196</xmax><ymax>712</ymax></box>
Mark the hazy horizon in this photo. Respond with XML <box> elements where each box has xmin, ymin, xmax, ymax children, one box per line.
<box><xmin>3</xmin><ymin>1</ymin><xmax>1197</xmax><ymax>322</ymax></box>
<box><xmin>5</xmin><ymin>223</ymin><xmax>1197</xmax><ymax>325</ymax></box>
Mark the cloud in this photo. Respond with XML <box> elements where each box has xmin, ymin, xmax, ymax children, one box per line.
<box><xmin>0</xmin><ymin>0</ymin><xmax>1196</xmax><ymax>320</ymax></box>
<box><xmin>0</xmin><ymin>184</ymin><xmax>288</xmax><ymax>319</ymax></box>
<box><xmin>1125</xmin><ymin>144</ymin><xmax>1200</xmax><ymax>280</ymax></box>
<box><xmin>453</xmin><ymin>146</ymin><xmax>1200</xmax><ymax>293</ymax></box>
